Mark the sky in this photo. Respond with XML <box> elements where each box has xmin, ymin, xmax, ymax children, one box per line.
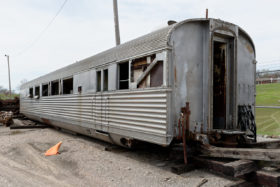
<box><xmin>0</xmin><ymin>0</ymin><xmax>279</xmax><ymax>91</ymax></box>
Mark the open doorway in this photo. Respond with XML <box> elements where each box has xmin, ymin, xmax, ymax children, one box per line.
<box><xmin>213</xmin><ymin>41</ymin><xmax>227</xmax><ymax>129</ymax></box>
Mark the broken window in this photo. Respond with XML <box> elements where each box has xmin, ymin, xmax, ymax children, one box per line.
<box><xmin>130</xmin><ymin>54</ymin><xmax>162</xmax><ymax>88</ymax></box>
<box><xmin>131</xmin><ymin>57</ymin><xmax>148</xmax><ymax>88</ymax></box>
<box><xmin>103</xmin><ymin>69</ymin><xmax>108</xmax><ymax>91</ymax></box>
<box><xmin>150</xmin><ymin>61</ymin><xmax>163</xmax><ymax>87</ymax></box>
<box><xmin>63</xmin><ymin>77</ymin><xmax>73</xmax><ymax>94</ymax></box>
<box><xmin>29</xmin><ymin>87</ymin><xmax>33</xmax><ymax>98</ymax></box>
<box><xmin>96</xmin><ymin>71</ymin><xmax>101</xmax><ymax>92</ymax></box>
<box><xmin>118</xmin><ymin>62</ymin><xmax>129</xmax><ymax>90</ymax></box>
<box><xmin>35</xmin><ymin>86</ymin><xmax>40</xmax><ymax>97</ymax></box>
<box><xmin>51</xmin><ymin>80</ymin><xmax>59</xmax><ymax>95</ymax></box>
<box><xmin>42</xmin><ymin>84</ymin><xmax>48</xmax><ymax>96</ymax></box>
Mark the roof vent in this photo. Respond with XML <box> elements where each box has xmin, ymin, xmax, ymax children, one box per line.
<box><xmin>168</xmin><ymin>20</ymin><xmax>177</xmax><ymax>26</ymax></box>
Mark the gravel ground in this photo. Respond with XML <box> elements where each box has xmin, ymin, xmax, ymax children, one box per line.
<box><xmin>0</xmin><ymin>125</ymin><xmax>235</xmax><ymax>187</ymax></box>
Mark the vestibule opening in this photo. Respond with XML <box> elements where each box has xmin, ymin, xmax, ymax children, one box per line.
<box><xmin>213</xmin><ymin>41</ymin><xmax>227</xmax><ymax>129</ymax></box>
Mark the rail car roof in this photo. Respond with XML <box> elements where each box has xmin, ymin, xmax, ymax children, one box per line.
<box><xmin>21</xmin><ymin>18</ymin><xmax>255</xmax><ymax>88</ymax></box>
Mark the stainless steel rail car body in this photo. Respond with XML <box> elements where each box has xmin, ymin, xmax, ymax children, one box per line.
<box><xmin>20</xmin><ymin>18</ymin><xmax>256</xmax><ymax>147</ymax></box>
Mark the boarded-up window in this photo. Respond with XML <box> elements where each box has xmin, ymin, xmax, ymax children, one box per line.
<box><xmin>63</xmin><ymin>77</ymin><xmax>73</xmax><ymax>94</ymax></box>
<box><xmin>103</xmin><ymin>69</ymin><xmax>108</xmax><ymax>91</ymax></box>
<box><xmin>35</xmin><ymin>86</ymin><xmax>40</xmax><ymax>96</ymax></box>
<box><xmin>42</xmin><ymin>84</ymin><xmax>48</xmax><ymax>96</ymax></box>
<box><xmin>29</xmin><ymin>87</ymin><xmax>33</xmax><ymax>98</ymax></box>
<box><xmin>131</xmin><ymin>57</ymin><xmax>148</xmax><ymax>88</ymax></box>
<box><xmin>131</xmin><ymin>54</ymin><xmax>158</xmax><ymax>88</ymax></box>
<box><xmin>97</xmin><ymin>71</ymin><xmax>101</xmax><ymax>92</ymax></box>
<box><xmin>118</xmin><ymin>62</ymin><xmax>129</xmax><ymax>89</ymax></box>
<box><xmin>150</xmin><ymin>61</ymin><xmax>163</xmax><ymax>87</ymax></box>
<box><xmin>51</xmin><ymin>80</ymin><xmax>59</xmax><ymax>95</ymax></box>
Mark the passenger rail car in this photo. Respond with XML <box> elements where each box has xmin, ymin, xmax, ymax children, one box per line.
<box><xmin>20</xmin><ymin>18</ymin><xmax>257</xmax><ymax>147</ymax></box>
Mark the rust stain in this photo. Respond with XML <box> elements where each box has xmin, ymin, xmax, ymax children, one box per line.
<box><xmin>246</xmin><ymin>44</ymin><xmax>253</xmax><ymax>54</ymax></box>
<box><xmin>41</xmin><ymin>118</ymin><xmax>52</xmax><ymax>125</ymax></box>
<box><xmin>174</xmin><ymin>66</ymin><xmax>177</xmax><ymax>83</ymax></box>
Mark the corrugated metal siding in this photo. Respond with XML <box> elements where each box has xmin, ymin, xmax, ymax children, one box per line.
<box><xmin>22</xmin><ymin>25</ymin><xmax>175</xmax><ymax>88</ymax></box>
<box><xmin>21</xmin><ymin>89</ymin><xmax>171</xmax><ymax>145</ymax></box>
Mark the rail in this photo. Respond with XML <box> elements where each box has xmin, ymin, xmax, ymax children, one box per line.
<box><xmin>256</xmin><ymin>106</ymin><xmax>280</xmax><ymax>109</ymax></box>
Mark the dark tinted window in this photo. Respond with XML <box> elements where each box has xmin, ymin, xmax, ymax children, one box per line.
<box><xmin>63</xmin><ymin>78</ymin><xmax>73</xmax><ymax>94</ymax></box>
<box><xmin>118</xmin><ymin>62</ymin><xmax>129</xmax><ymax>90</ymax></box>
<box><xmin>42</xmin><ymin>84</ymin><xmax>48</xmax><ymax>96</ymax></box>
<box><xmin>51</xmin><ymin>80</ymin><xmax>59</xmax><ymax>95</ymax></box>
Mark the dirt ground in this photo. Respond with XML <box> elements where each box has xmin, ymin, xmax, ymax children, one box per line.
<box><xmin>0</xmin><ymin>124</ymin><xmax>236</xmax><ymax>187</ymax></box>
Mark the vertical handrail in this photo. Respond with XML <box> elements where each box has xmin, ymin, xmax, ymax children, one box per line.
<box><xmin>182</xmin><ymin>102</ymin><xmax>191</xmax><ymax>165</ymax></box>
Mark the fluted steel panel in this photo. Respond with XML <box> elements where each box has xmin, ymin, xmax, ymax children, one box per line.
<box><xmin>20</xmin><ymin>89</ymin><xmax>171</xmax><ymax>144</ymax></box>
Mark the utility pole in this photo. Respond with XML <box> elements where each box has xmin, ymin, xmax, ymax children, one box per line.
<box><xmin>113</xmin><ymin>0</ymin><xmax>121</xmax><ymax>46</ymax></box>
<box><xmin>4</xmin><ymin>55</ymin><xmax>12</xmax><ymax>97</ymax></box>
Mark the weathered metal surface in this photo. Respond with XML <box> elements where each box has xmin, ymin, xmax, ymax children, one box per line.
<box><xmin>21</xmin><ymin>88</ymin><xmax>171</xmax><ymax>145</ymax></box>
<box><xmin>21</xmin><ymin>25</ymin><xmax>176</xmax><ymax>89</ymax></box>
<box><xmin>169</xmin><ymin>18</ymin><xmax>256</xmax><ymax>140</ymax></box>
<box><xmin>180</xmin><ymin>102</ymin><xmax>190</xmax><ymax>164</ymax></box>
<box><xmin>20</xmin><ymin>18</ymin><xmax>256</xmax><ymax>147</ymax></box>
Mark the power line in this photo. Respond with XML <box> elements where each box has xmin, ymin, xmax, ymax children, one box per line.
<box><xmin>258</xmin><ymin>61</ymin><xmax>280</xmax><ymax>65</ymax></box>
<box><xmin>257</xmin><ymin>70</ymin><xmax>280</xmax><ymax>74</ymax></box>
<box><xmin>260</xmin><ymin>59</ymin><xmax>280</xmax><ymax>63</ymax></box>
<box><xmin>15</xmin><ymin>0</ymin><xmax>68</xmax><ymax>56</ymax></box>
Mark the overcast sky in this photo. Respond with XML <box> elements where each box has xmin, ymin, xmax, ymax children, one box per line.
<box><xmin>0</xmin><ymin>0</ymin><xmax>279</xmax><ymax>91</ymax></box>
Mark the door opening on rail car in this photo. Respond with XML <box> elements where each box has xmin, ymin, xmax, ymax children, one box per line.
<box><xmin>212</xmin><ymin>39</ymin><xmax>234</xmax><ymax>130</ymax></box>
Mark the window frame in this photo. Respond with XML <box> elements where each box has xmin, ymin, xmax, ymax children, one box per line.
<box><xmin>96</xmin><ymin>70</ymin><xmax>102</xmax><ymax>92</ymax></box>
<box><xmin>29</xmin><ymin>87</ymin><xmax>34</xmax><ymax>98</ymax></box>
<box><xmin>42</xmin><ymin>83</ymin><xmax>49</xmax><ymax>97</ymax></box>
<box><xmin>62</xmin><ymin>77</ymin><xmax>73</xmax><ymax>95</ymax></box>
<box><xmin>117</xmin><ymin>61</ymin><xmax>130</xmax><ymax>90</ymax></box>
<box><xmin>103</xmin><ymin>69</ymin><xmax>108</xmax><ymax>92</ymax></box>
<box><xmin>51</xmin><ymin>80</ymin><xmax>60</xmax><ymax>96</ymax></box>
<box><xmin>34</xmin><ymin>85</ymin><xmax>40</xmax><ymax>98</ymax></box>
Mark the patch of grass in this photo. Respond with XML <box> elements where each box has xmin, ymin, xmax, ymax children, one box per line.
<box><xmin>256</xmin><ymin>108</ymin><xmax>280</xmax><ymax>135</ymax></box>
<box><xmin>256</xmin><ymin>83</ymin><xmax>280</xmax><ymax>135</ymax></box>
<box><xmin>0</xmin><ymin>94</ymin><xmax>19</xmax><ymax>100</ymax></box>
<box><xmin>256</xmin><ymin>83</ymin><xmax>280</xmax><ymax>106</ymax></box>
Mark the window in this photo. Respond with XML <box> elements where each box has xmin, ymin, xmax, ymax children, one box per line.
<box><xmin>63</xmin><ymin>77</ymin><xmax>73</xmax><ymax>94</ymax></box>
<box><xmin>96</xmin><ymin>71</ymin><xmax>101</xmax><ymax>92</ymax></box>
<box><xmin>103</xmin><ymin>69</ymin><xmax>108</xmax><ymax>91</ymax></box>
<box><xmin>131</xmin><ymin>57</ymin><xmax>148</xmax><ymax>88</ymax></box>
<box><xmin>29</xmin><ymin>87</ymin><xmax>33</xmax><ymax>98</ymax></box>
<box><xmin>130</xmin><ymin>54</ymin><xmax>162</xmax><ymax>88</ymax></box>
<box><xmin>150</xmin><ymin>61</ymin><xmax>163</xmax><ymax>87</ymax></box>
<box><xmin>35</xmin><ymin>86</ymin><xmax>40</xmax><ymax>97</ymax></box>
<box><xmin>51</xmin><ymin>80</ymin><xmax>59</xmax><ymax>95</ymax></box>
<box><xmin>118</xmin><ymin>62</ymin><xmax>129</xmax><ymax>89</ymax></box>
<box><xmin>42</xmin><ymin>84</ymin><xmax>49</xmax><ymax>96</ymax></box>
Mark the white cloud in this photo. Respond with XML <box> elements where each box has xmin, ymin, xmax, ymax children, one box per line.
<box><xmin>0</xmin><ymin>0</ymin><xmax>279</xmax><ymax>91</ymax></box>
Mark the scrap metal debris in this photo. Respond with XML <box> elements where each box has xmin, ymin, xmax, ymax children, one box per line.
<box><xmin>10</xmin><ymin>119</ymin><xmax>49</xmax><ymax>129</ymax></box>
<box><xmin>0</xmin><ymin>97</ymin><xmax>19</xmax><ymax>115</ymax></box>
<box><xmin>196</xmin><ymin>178</ymin><xmax>208</xmax><ymax>187</ymax></box>
<box><xmin>0</xmin><ymin>111</ymin><xmax>13</xmax><ymax>126</ymax></box>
